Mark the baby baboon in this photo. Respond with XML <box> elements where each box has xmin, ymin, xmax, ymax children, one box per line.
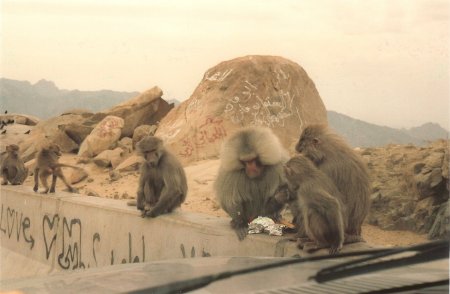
<box><xmin>33</xmin><ymin>144</ymin><xmax>83</xmax><ymax>194</ymax></box>
<box><xmin>135</xmin><ymin>136</ymin><xmax>188</xmax><ymax>218</ymax></box>
<box><xmin>1</xmin><ymin>144</ymin><xmax>28</xmax><ymax>185</ymax></box>
<box><xmin>214</xmin><ymin>126</ymin><xmax>289</xmax><ymax>240</ymax></box>
<box><xmin>296</xmin><ymin>124</ymin><xmax>371</xmax><ymax>237</ymax></box>
<box><xmin>282</xmin><ymin>155</ymin><xmax>345</xmax><ymax>254</ymax></box>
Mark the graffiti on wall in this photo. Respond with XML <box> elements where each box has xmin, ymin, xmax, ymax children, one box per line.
<box><xmin>0</xmin><ymin>204</ymin><xmax>211</xmax><ymax>271</ymax></box>
<box><xmin>0</xmin><ymin>204</ymin><xmax>35</xmax><ymax>249</ymax></box>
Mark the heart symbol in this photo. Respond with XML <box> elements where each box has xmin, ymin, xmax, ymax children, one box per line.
<box><xmin>43</xmin><ymin>214</ymin><xmax>59</xmax><ymax>259</ymax></box>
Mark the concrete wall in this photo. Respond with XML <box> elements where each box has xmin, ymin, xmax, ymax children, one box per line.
<box><xmin>0</xmin><ymin>186</ymin><xmax>301</xmax><ymax>281</ymax></box>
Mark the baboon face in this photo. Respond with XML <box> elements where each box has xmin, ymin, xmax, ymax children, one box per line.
<box><xmin>137</xmin><ymin>136</ymin><xmax>163</xmax><ymax>167</ymax></box>
<box><xmin>295</xmin><ymin>134</ymin><xmax>320</xmax><ymax>153</ymax></box>
<box><xmin>143</xmin><ymin>148</ymin><xmax>161</xmax><ymax>167</ymax></box>
<box><xmin>295</xmin><ymin>128</ymin><xmax>324</xmax><ymax>164</ymax></box>
<box><xmin>47</xmin><ymin>144</ymin><xmax>61</xmax><ymax>157</ymax></box>
<box><xmin>6</xmin><ymin>144</ymin><xmax>19</xmax><ymax>155</ymax></box>
<box><xmin>283</xmin><ymin>155</ymin><xmax>316</xmax><ymax>191</ymax></box>
<box><xmin>241</xmin><ymin>157</ymin><xmax>264</xmax><ymax>179</ymax></box>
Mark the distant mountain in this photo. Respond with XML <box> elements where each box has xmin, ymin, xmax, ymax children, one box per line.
<box><xmin>404</xmin><ymin>122</ymin><xmax>449</xmax><ymax>142</ymax></box>
<box><xmin>328</xmin><ymin>111</ymin><xmax>448</xmax><ymax>147</ymax></box>
<box><xmin>0</xmin><ymin>78</ymin><xmax>139</xmax><ymax>119</ymax></box>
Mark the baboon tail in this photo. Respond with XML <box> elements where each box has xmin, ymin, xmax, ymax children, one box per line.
<box><xmin>55</xmin><ymin>163</ymin><xmax>84</xmax><ymax>170</ymax></box>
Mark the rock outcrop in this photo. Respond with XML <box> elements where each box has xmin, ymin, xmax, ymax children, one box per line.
<box><xmin>0</xmin><ymin>114</ymin><xmax>39</xmax><ymax>126</ymax></box>
<box><xmin>98</xmin><ymin>86</ymin><xmax>173</xmax><ymax>138</ymax></box>
<box><xmin>156</xmin><ymin>55</ymin><xmax>327</xmax><ymax>164</ymax></box>
<box><xmin>365</xmin><ymin>140</ymin><xmax>449</xmax><ymax>239</ymax></box>
<box><xmin>19</xmin><ymin>113</ymin><xmax>89</xmax><ymax>162</ymax></box>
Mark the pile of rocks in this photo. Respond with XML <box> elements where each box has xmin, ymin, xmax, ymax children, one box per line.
<box><xmin>363</xmin><ymin>140</ymin><xmax>449</xmax><ymax>239</ymax></box>
<box><xmin>18</xmin><ymin>86</ymin><xmax>172</xmax><ymax>172</ymax></box>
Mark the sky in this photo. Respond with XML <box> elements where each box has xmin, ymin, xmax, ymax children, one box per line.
<box><xmin>1</xmin><ymin>0</ymin><xmax>449</xmax><ymax>129</ymax></box>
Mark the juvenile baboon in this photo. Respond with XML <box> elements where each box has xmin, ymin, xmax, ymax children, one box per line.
<box><xmin>135</xmin><ymin>136</ymin><xmax>188</xmax><ymax>218</ymax></box>
<box><xmin>296</xmin><ymin>124</ymin><xmax>371</xmax><ymax>237</ymax></box>
<box><xmin>33</xmin><ymin>144</ymin><xmax>83</xmax><ymax>193</ymax></box>
<box><xmin>281</xmin><ymin>155</ymin><xmax>345</xmax><ymax>254</ymax></box>
<box><xmin>1</xmin><ymin>144</ymin><xmax>28</xmax><ymax>185</ymax></box>
<box><xmin>214</xmin><ymin>126</ymin><xmax>289</xmax><ymax>240</ymax></box>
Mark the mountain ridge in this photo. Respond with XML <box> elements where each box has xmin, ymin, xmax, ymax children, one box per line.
<box><xmin>327</xmin><ymin>110</ymin><xmax>448</xmax><ymax>147</ymax></box>
<box><xmin>0</xmin><ymin>78</ymin><xmax>139</xmax><ymax>118</ymax></box>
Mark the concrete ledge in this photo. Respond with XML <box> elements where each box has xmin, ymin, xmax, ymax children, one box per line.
<box><xmin>0</xmin><ymin>185</ymin><xmax>372</xmax><ymax>281</ymax></box>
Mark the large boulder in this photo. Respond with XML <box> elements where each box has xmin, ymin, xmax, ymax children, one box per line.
<box><xmin>60</xmin><ymin>123</ymin><xmax>94</xmax><ymax>145</ymax></box>
<box><xmin>156</xmin><ymin>55</ymin><xmax>327</xmax><ymax>165</ymax></box>
<box><xmin>99</xmin><ymin>86</ymin><xmax>173</xmax><ymax>138</ymax></box>
<box><xmin>78</xmin><ymin>116</ymin><xmax>124</xmax><ymax>158</ymax></box>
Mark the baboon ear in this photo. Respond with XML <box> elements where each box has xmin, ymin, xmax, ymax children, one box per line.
<box><xmin>312</xmin><ymin>137</ymin><xmax>320</xmax><ymax>145</ymax></box>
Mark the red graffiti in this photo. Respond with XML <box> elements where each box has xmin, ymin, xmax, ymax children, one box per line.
<box><xmin>179</xmin><ymin>117</ymin><xmax>227</xmax><ymax>158</ymax></box>
<box><xmin>96</xmin><ymin>118</ymin><xmax>121</xmax><ymax>138</ymax></box>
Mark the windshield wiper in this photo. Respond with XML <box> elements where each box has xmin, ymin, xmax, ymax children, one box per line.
<box><xmin>129</xmin><ymin>246</ymin><xmax>398</xmax><ymax>294</ymax></box>
<box><xmin>130</xmin><ymin>240</ymin><xmax>448</xmax><ymax>294</ymax></box>
<box><xmin>310</xmin><ymin>239</ymin><xmax>449</xmax><ymax>283</ymax></box>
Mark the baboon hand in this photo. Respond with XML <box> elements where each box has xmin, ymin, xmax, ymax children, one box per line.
<box><xmin>234</xmin><ymin>226</ymin><xmax>248</xmax><ymax>241</ymax></box>
<box><xmin>231</xmin><ymin>218</ymin><xmax>248</xmax><ymax>241</ymax></box>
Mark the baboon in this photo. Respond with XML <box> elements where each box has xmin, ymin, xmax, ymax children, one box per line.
<box><xmin>1</xmin><ymin>144</ymin><xmax>28</xmax><ymax>185</ymax></box>
<box><xmin>280</xmin><ymin>155</ymin><xmax>345</xmax><ymax>254</ymax></box>
<box><xmin>33</xmin><ymin>143</ymin><xmax>83</xmax><ymax>193</ymax></box>
<box><xmin>296</xmin><ymin>124</ymin><xmax>371</xmax><ymax>237</ymax></box>
<box><xmin>214</xmin><ymin>126</ymin><xmax>289</xmax><ymax>240</ymax></box>
<box><xmin>135</xmin><ymin>136</ymin><xmax>188</xmax><ymax>218</ymax></box>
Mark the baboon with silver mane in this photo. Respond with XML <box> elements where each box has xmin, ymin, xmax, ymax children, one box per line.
<box><xmin>214</xmin><ymin>126</ymin><xmax>289</xmax><ymax>240</ymax></box>
<box><xmin>296</xmin><ymin>124</ymin><xmax>371</xmax><ymax>238</ymax></box>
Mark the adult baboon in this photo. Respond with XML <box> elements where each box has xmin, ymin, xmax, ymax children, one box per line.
<box><xmin>135</xmin><ymin>136</ymin><xmax>187</xmax><ymax>218</ymax></box>
<box><xmin>214</xmin><ymin>126</ymin><xmax>289</xmax><ymax>240</ymax></box>
<box><xmin>278</xmin><ymin>155</ymin><xmax>345</xmax><ymax>254</ymax></box>
<box><xmin>1</xmin><ymin>144</ymin><xmax>28</xmax><ymax>185</ymax></box>
<box><xmin>295</xmin><ymin>124</ymin><xmax>371</xmax><ymax>237</ymax></box>
<box><xmin>33</xmin><ymin>143</ymin><xmax>83</xmax><ymax>193</ymax></box>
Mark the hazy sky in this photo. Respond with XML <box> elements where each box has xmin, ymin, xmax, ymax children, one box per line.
<box><xmin>1</xmin><ymin>0</ymin><xmax>449</xmax><ymax>129</ymax></box>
